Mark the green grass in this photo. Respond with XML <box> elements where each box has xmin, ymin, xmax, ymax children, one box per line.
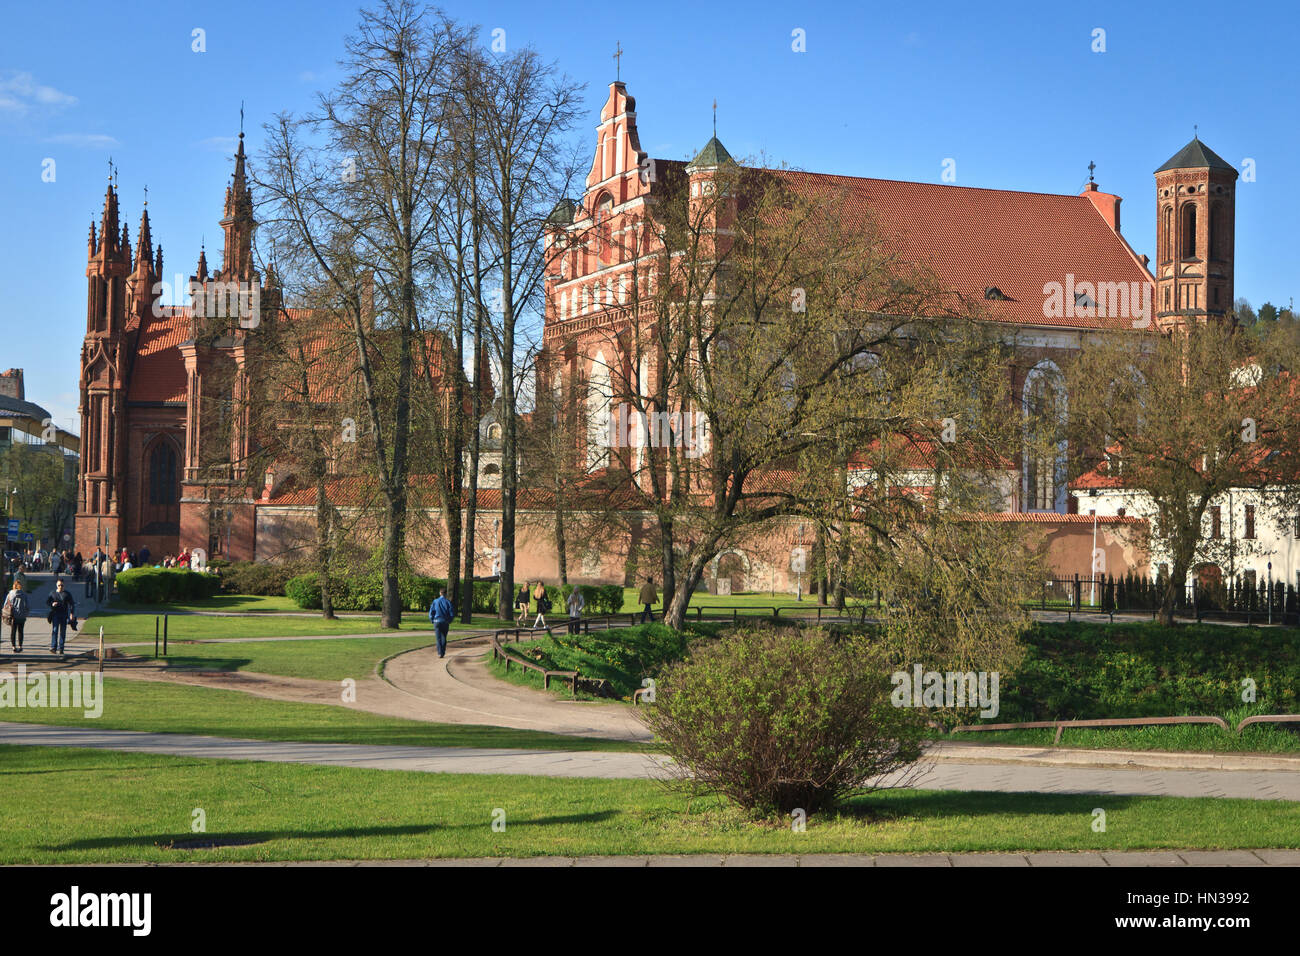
<box><xmin>113</xmin><ymin>635</ymin><xmax>457</xmax><ymax>682</ymax></box>
<box><xmin>944</xmin><ymin>721</ymin><xmax>1300</xmax><ymax>754</ymax></box>
<box><xmin>2</xmin><ymin>678</ymin><xmax>650</xmax><ymax>752</ymax></box>
<box><xmin>2</xmin><ymin>745</ymin><xmax>1296</xmax><ymax>863</ymax></box>
<box><xmin>113</xmin><ymin>594</ymin><xmax>307</xmax><ymax>613</ymax></box>
<box><xmin>81</xmin><ymin>610</ymin><xmax>463</xmax><ymax>642</ymax></box>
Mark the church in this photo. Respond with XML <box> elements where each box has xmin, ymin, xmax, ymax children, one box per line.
<box><xmin>74</xmin><ymin>78</ymin><xmax>1240</xmax><ymax>589</ymax></box>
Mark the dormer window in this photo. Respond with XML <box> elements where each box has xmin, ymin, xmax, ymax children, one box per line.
<box><xmin>984</xmin><ymin>286</ymin><xmax>1009</xmax><ymax>301</ymax></box>
<box><xmin>1074</xmin><ymin>291</ymin><xmax>1096</xmax><ymax>311</ymax></box>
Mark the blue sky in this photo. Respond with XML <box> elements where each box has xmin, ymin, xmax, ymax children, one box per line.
<box><xmin>2</xmin><ymin>0</ymin><xmax>1296</xmax><ymax>433</ymax></box>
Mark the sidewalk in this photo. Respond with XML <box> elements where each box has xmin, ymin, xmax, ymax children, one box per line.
<box><xmin>4</xmin><ymin>722</ymin><xmax>1299</xmax><ymax>799</ymax></box>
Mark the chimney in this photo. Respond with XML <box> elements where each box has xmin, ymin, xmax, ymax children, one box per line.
<box><xmin>0</xmin><ymin>369</ymin><xmax>24</xmax><ymax>401</ymax></box>
<box><xmin>1081</xmin><ymin>183</ymin><xmax>1122</xmax><ymax>234</ymax></box>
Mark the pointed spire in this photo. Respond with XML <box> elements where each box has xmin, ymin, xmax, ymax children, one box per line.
<box><xmin>136</xmin><ymin>206</ymin><xmax>153</xmax><ymax>266</ymax></box>
<box><xmin>120</xmin><ymin>219</ymin><xmax>132</xmax><ymax>267</ymax></box>
<box><xmin>155</xmin><ymin>243</ymin><xmax>164</xmax><ymax>278</ymax></box>
<box><xmin>88</xmin><ymin>221</ymin><xmax>97</xmax><ymax>258</ymax></box>
<box><xmin>99</xmin><ymin>181</ymin><xmax>119</xmax><ymax>254</ymax></box>
<box><xmin>196</xmin><ymin>242</ymin><xmax>208</xmax><ymax>281</ymax></box>
<box><xmin>232</xmin><ymin>131</ymin><xmax>248</xmax><ymax>194</ymax></box>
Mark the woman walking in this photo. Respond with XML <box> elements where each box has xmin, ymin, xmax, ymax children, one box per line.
<box><xmin>532</xmin><ymin>580</ymin><xmax>550</xmax><ymax>629</ymax></box>
<box><xmin>2</xmin><ymin>580</ymin><xmax>29</xmax><ymax>653</ymax></box>
<box><xmin>515</xmin><ymin>584</ymin><xmax>531</xmax><ymax>626</ymax></box>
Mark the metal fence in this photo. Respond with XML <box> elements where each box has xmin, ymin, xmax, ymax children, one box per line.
<box><xmin>1030</xmin><ymin>574</ymin><xmax>1300</xmax><ymax>625</ymax></box>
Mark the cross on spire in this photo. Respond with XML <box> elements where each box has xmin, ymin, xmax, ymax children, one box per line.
<box><xmin>240</xmin><ymin>99</ymin><xmax>245</xmax><ymax>135</ymax></box>
<box><xmin>143</xmin><ymin>184</ymin><xmax>148</xmax><ymax>207</ymax></box>
<box><xmin>712</xmin><ymin>98</ymin><xmax>717</xmax><ymax>138</ymax></box>
<box><xmin>1088</xmin><ymin>160</ymin><xmax>1096</xmax><ymax>183</ymax></box>
<box><xmin>613</xmin><ymin>42</ymin><xmax>623</xmax><ymax>81</ymax></box>
<box><xmin>1194</xmin><ymin>123</ymin><xmax>1198</xmax><ymax>139</ymax></box>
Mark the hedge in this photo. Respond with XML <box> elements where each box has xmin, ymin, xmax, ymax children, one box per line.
<box><xmin>213</xmin><ymin>560</ymin><xmax>310</xmax><ymax>596</ymax></box>
<box><xmin>285</xmin><ymin>570</ymin><xmax>450</xmax><ymax>613</ymax></box>
<box><xmin>116</xmin><ymin>568</ymin><xmax>222</xmax><ymax>604</ymax></box>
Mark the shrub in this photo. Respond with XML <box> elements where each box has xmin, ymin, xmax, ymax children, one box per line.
<box><xmin>216</xmin><ymin>560</ymin><xmax>309</xmax><ymax>596</ymax></box>
<box><xmin>285</xmin><ymin>574</ymin><xmax>323</xmax><ymax>610</ymax></box>
<box><xmin>116</xmin><ymin>568</ymin><xmax>221</xmax><ymax>604</ymax></box>
<box><xmin>644</xmin><ymin>626</ymin><xmax>927</xmax><ymax>817</ymax></box>
<box><xmin>471</xmin><ymin>581</ymin><xmax>499</xmax><ymax>613</ymax></box>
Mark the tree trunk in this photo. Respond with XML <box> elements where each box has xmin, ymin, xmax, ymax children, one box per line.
<box><xmin>315</xmin><ymin>471</ymin><xmax>335</xmax><ymax>620</ymax></box>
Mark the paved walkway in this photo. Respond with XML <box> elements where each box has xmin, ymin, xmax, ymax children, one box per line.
<box><xmin>4</xmin><ymin>722</ymin><xmax>1299</xmax><ymax>799</ymax></box>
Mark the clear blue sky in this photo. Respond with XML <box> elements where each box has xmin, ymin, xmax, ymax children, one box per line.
<box><xmin>2</xmin><ymin>0</ymin><xmax>1296</xmax><ymax>434</ymax></box>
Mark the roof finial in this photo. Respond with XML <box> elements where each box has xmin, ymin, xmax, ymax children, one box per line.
<box><xmin>240</xmin><ymin>99</ymin><xmax>245</xmax><ymax>137</ymax></box>
<box><xmin>613</xmin><ymin>42</ymin><xmax>623</xmax><ymax>81</ymax></box>
<box><xmin>1194</xmin><ymin>123</ymin><xmax>1198</xmax><ymax>140</ymax></box>
<box><xmin>107</xmin><ymin>155</ymin><xmax>113</xmax><ymax>182</ymax></box>
<box><xmin>143</xmin><ymin>184</ymin><xmax>148</xmax><ymax>208</ymax></box>
<box><xmin>712</xmin><ymin>98</ymin><xmax>717</xmax><ymax>138</ymax></box>
<box><xmin>1087</xmin><ymin>160</ymin><xmax>1096</xmax><ymax>184</ymax></box>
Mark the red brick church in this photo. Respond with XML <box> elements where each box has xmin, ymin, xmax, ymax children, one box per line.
<box><xmin>75</xmin><ymin>80</ymin><xmax>1238</xmax><ymax>585</ymax></box>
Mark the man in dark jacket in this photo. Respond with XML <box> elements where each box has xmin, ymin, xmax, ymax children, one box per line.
<box><xmin>47</xmin><ymin>578</ymin><xmax>77</xmax><ymax>655</ymax></box>
<box><xmin>427</xmin><ymin>588</ymin><xmax>455</xmax><ymax>659</ymax></box>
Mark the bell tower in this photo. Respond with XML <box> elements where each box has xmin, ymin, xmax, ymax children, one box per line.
<box><xmin>1154</xmin><ymin>136</ymin><xmax>1237</xmax><ymax>329</ymax></box>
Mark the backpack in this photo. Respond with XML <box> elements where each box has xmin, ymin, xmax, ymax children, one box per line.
<box><xmin>11</xmin><ymin>592</ymin><xmax>29</xmax><ymax>620</ymax></box>
<box><xmin>539</xmin><ymin>595</ymin><xmax>552</xmax><ymax>613</ymax></box>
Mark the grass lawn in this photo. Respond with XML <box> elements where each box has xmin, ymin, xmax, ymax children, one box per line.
<box><xmin>112</xmin><ymin>635</ymin><xmax>455</xmax><ymax>682</ymax></box>
<box><xmin>944</xmin><ymin>722</ymin><xmax>1300</xmax><ymax>754</ymax></box>
<box><xmin>2</xmin><ymin>678</ymin><xmax>649</xmax><ymax>752</ymax></box>
<box><xmin>2</xmin><ymin>745</ymin><xmax>1296</xmax><ymax>863</ymax></box>
<box><xmin>81</xmin><ymin>610</ymin><xmax>492</xmax><ymax>642</ymax></box>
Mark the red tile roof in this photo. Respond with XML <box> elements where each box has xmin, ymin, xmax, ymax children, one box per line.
<box><xmin>127</xmin><ymin>307</ymin><xmax>190</xmax><ymax>404</ymax></box>
<box><xmin>718</xmin><ymin>167</ymin><xmax>1155</xmax><ymax>330</ymax></box>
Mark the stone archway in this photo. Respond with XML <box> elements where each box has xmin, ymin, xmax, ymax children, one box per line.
<box><xmin>711</xmin><ymin>548</ymin><xmax>750</xmax><ymax>594</ymax></box>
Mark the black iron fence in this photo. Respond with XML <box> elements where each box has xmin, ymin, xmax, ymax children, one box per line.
<box><xmin>1030</xmin><ymin>572</ymin><xmax>1300</xmax><ymax>625</ymax></box>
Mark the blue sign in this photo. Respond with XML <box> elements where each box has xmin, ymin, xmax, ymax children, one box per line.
<box><xmin>19</xmin><ymin>532</ymin><xmax>34</xmax><ymax>542</ymax></box>
<box><xmin>6</xmin><ymin>519</ymin><xmax>17</xmax><ymax>535</ymax></box>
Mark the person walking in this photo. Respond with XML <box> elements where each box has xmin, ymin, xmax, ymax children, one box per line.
<box><xmin>2</xmin><ymin>579</ymin><xmax>29</xmax><ymax>653</ymax></box>
<box><xmin>427</xmin><ymin>587</ymin><xmax>455</xmax><ymax>659</ymax></box>
<box><xmin>638</xmin><ymin>577</ymin><xmax>658</xmax><ymax>624</ymax></box>
<box><xmin>515</xmin><ymin>584</ymin><xmax>530</xmax><ymax>626</ymax></box>
<box><xmin>532</xmin><ymin>581</ymin><xmax>550</xmax><ymax>629</ymax></box>
<box><xmin>566</xmin><ymin>586</ymin><xmax>585</xmax><ymax>635</ymax></box>
<box><xmin>46</xmin><ymin>578</ymin><xmax>77</xmax><ymax>656</ymax></box>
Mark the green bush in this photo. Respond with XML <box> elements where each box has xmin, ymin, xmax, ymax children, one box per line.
<box><xmin>216</xmin><ymin>560</ymin><xmax>309</xmax><ymax>596</ymax></box>
<box><xmin>644</xmin><ymin>626</ymin><xmax>927</xmax><ymax>817</ymax></box>
<box><xmin>284</xmin><ymin>560</ymin><xmax>449</xmax><ymax>613</ymax></box>
<box><xmin>471</xmin><ymin>581</ymin><xmax>499</xmax><ymax>613</ymax></box>
<box><xmin>116</xmin><ymin>568</ymin><xmax>222</xmax><ymax>604</ymax></box>
<box><xmin>285</xmin><ymin>574</ymin><xmax>323</xmax><ymax>610</ymax></box>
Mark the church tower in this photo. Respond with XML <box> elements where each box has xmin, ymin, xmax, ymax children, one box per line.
<box><xmin>1153</xmin><ymin>136</ymin><xmax>1237</xmax><ymax>329</ymax></box>
<box><xmin>75</xmin><ymin>177</ymin><xmax>134</xmax><ymax>554</ymax></box>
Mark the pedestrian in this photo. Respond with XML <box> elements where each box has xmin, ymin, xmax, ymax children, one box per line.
<box><xmin>2</xmin><ymin>579</ymin><xmax>29</xmax><ymax>652</ymax></box>
<box><xmin>638</xmin><ymin>577</ymin><xmax>658</xmax><ymax>624</ymax></box>
<box><xmin>533</xmin><ymin>581</ymin><xmax>550</xmax><ymax>629</ymax></box>
<box><xmin>46</xmin><ymin>578</ymin><xmax>77</xmax><ymax>656</ymax></box>
<box><xmin>427</xmin><ymin>587</ymin><xmax>455</xmax><ymax>659</ymax></box>
<box><xmin>139</xmin><ymin>545</ymin><xmax>151</xmax><ymax>567</ymax></box>
<box><xmin>566</xmin><ymin>586</ymin><xmax>585</xmax><ymax>635</ymax></box>
<box><xmin>515</xmin><ymin>584</ymin><xmax>530</xmax><ymax>626</ymax></box>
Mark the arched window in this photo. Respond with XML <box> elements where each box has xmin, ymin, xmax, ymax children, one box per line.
<box><xmin>586</xmin><ymin>351</ymin><xmax>612</xmax><ymax>469</ymax></box>
<box><xmin>1022</xmin><ymin>362</ymin><xmax>1067</xmax><ymax>512</ymax></box>
<box><xmin>1161</xmin><ymin>205</ymin><xmax>1173</xmax><ymax>262</ymax></box>
<box><xmin>1181</xmin><ymin>203</ymin><xmax>1197</xmax><ymax>259</ymax></box>
<box><xmin>149</xmin><ymin>441</ymin><xmax>178</xmax><ymax>505</ymax></box>
<box><xmin>141</xmin><ymin>436</ymin><xmax>180</xmax><ymax>535</ymax></box>
<box><xmin>595</xmin><ymin>195</ymin><xmax>614</xmax><ymax>265</ymax></box>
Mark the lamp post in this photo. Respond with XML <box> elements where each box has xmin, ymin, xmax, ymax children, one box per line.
<box><xmin>1268</xmin><ymin>561</ymin><xmax>1273</xmax><ymax>625</ymax></box>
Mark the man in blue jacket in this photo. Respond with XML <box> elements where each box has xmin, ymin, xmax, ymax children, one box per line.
<box><xmin>428</xmin><ymin>587</ymin><xmax>455</xmax><ymax>658</ymax></box>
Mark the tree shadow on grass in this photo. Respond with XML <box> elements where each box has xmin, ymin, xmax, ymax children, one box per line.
<box><xmin>834</xmin><ymin>788</ymin><xmax>1149</xmax><ymax>823</ymax></box>
<box><xmin>45</xmin><ymin>810</ymin><xmax>621</xmax><ymax>851</ymax></box>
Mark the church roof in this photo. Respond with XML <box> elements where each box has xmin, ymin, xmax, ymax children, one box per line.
<box><xmin>1155</xmin><ymin>137</ymin><xmax>1235</xmax><ymax>174</ymax></box>
<box><xmin>127</xmin><ymin>308</ymin><xmax>191</xmax><ymax>404</ymax></box>
<box><xmin>686</xmin><ymin>136</ymin><xmax>733</xmax><ymax>171</ymax></box>
<box><xmin>763</xmin><ymin>169</ymin><xmax>1153</xmax><ymax>329</ymax></box>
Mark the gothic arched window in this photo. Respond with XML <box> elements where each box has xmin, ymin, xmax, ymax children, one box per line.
<box><xmin>1161</xmin><ymin>205</ymin><xmax>1173</xmax><ymax>262</ymax></box>
<box><xmin>1022</xmin><ymin>362</ymin><xmax>1067</xmax><ymax>512</ymax></box>
<box><xmin>149</xmin><ymin>441</ymin><xmax>178</xmax><ymax>505</ymax></box>
<box><xmin>1181</xmin><ymin>203</ymin><xmax>1197</xmax><ymax>259</ymax></box>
